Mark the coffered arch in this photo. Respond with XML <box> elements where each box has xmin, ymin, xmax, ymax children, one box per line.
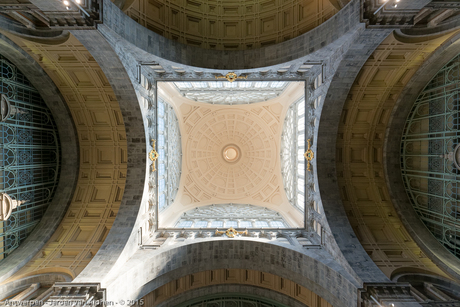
<box><xmin>102</xmin><ymin>0</ymin><xmax>360</xmax><ymax>69</ymax></box>
<box><xmin>0</xmin><ymin>32</ymin><xmax>130</xmax><ymax>283</ymax></box>
<box><xmin>335</xmin><ymin>30</ymin><xmax>460</xmax><ymax>279</ymax></box>
<box><xmin>0</xmin><ymin>32</ymin><xmax>78</xmax><ymax>284</ymax></box>
<box><xmin>119</xmin><ymin>0</ymin><xmax>345</xmax><ymax>51</ymax></box>
<box><xmin>385</xmin><ymin>31</ymin><xmax>460</xmax><ymax>281</ymax></box>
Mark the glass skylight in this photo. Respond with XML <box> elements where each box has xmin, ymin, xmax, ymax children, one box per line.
<box><xmin>173</xmin><ymin>81</ymin><xmax>288</xmax><ymax>104</ymax></box>
<box><xmin>157</xmin><ymin>97</ymin><xmax>182</xmax><ymax>211</ymax></box>
<box><xmin>281</xmin><ymin>97</ymin><xmax>306</xmax><ymax>210</ymax></box>
<box><xmin>174</xmin><ymin>204</ymin><xmax>289</xmax><ymax>228</ymax></box>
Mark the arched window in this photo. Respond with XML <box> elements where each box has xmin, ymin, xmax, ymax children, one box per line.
<box><xmin>401</xmin><ymin>54</ymin><xmax>460</xmax><ymax>259</ymax></box>
<box><xmin>0</xmin><ymin>55</ymin><xmax>60</xmax><ymax>261</ymax></box>
<box><xmin>157</xmin><ymin>97</ymin><xmax>181</xmax><ymax>211</ymax></box>
<box><xmin>281</xmin><ymin>97</ymin><xmax>306</xmax><ymax>210</ymax></box>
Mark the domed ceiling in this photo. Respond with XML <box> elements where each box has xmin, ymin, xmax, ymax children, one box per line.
<box><xmin>184</xmin><ymin>106</ymin><xmax>278</xmax><ymax>200</ymax></box>
<box><xmin>157</xmin><ymin>81</ymin><xmax>305</xmax><ymax>227</ymax></box>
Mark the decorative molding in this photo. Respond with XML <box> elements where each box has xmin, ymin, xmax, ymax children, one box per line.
<box><xmin>47</xmin><ymin>282</ymin><xmax>106</xmax><ymax>305</ymax></box>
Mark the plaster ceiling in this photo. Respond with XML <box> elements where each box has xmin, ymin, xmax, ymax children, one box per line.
<box><xmin>158</xmin><ymin>81</ymin><xmax>305</xmax><ymax>227</ymax></box>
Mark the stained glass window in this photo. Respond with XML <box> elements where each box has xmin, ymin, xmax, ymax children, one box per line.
<box><xmin>0</xmin><ymin>55</ymin><xmax>60</xmax><ymax>261</ymax></box>
<box><xmin>401</xmin><ymin>54</ymin><xmax>460</xmax><ymax>258</ymax></box>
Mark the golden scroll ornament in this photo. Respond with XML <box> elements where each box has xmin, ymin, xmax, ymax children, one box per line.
<box><xmin>215</xmin><ymin>227</ymin><xmax>248</xmax><ymax>238</ymax></box>
<box><xmin>304</xmin><ymin>139</ymin><xmax>314</xmax><ymax>171</ymax></box>
<box><xmin>215</xmin><ymin>72</ymin><xmax>248</xmax><ymax>83</ymax></box>
<box><xmin>149</xmin><ymin>139</ymin><xmax>159</xmax><ymax>172</ymax></box>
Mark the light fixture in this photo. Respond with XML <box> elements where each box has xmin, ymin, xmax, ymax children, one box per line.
<box><xmin>63</xmin><ymin>0</ymin><xmax>69</xmax><ymax>5</ymax></box>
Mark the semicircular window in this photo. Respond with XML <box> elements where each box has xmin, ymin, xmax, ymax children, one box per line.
<box><xmin>173</xmin><ymin>81</ymin><xmax>288</xmax><ymax>104</ymax></box>
<box><xmin>281</xmin><ymin>96</ymin><xmax>306</xmax><ymax>211</ymax></box>
<box><xmin>401</xmin><ymin>54</ymin><xmax>460</xmax><ymax>259</ymax></box>
<box><xmin>157</xmin><ymin>97</ymin><xmax>181</xmax><ymax>211</ymax></box>
<box><xmin>174</xmin><ymin>204</ymin><xmax>289</xmax><ymax>228</ymax></box>
<box><xmin>0</xmin><ymin>54</ymin><xmax>60</xmax><ymax>261</ymax></box>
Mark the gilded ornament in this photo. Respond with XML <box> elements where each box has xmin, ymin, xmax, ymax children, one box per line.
<box><xmin>149</xmin><ymin>139</ymin><xmax>159</xmax><ymax>172</ymax></box>
<box><xmin>304</xmin><ymin>139</ymin><xmax>314</xmax><ymax>171</ymax></box>
<box><xmin>215</xmin><ymin>227</ymin><xmax>248</xmax><ymax>238</ymax></box>
<box><xmin>215</xmin><ymin>72</ymin><xmax>248</xmax><ymax>83</ymax></box>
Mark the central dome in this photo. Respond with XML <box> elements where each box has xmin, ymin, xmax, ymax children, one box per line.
<box><xmin>158</xmin><ymin>80</ymin><xmax>305</xmax><ymax>228</ymax></box>
<box><xmin>186</xmin><ymin>108</ymin><xmax>277</xmax><ymax>200</ymax></box>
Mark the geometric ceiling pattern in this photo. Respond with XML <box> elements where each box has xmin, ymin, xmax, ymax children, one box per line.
<box><xmin>184</xmin><ymin>107</ymin><xmax>278</xmax><ymax>200</ymax></box>
<box><xmin>336</xmin><ymin>31</ymin><xmax>458</xmax><ymax>279</ymax></box>
<box><xmin>122</xmin><ymin>0</ymin><xmax>340</xmax><ymax>50</ymax></box>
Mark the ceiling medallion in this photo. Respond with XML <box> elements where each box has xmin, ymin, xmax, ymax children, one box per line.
<box><xmin>149</xmin><ymin>139</ymin><xmax>159</xmax><ymax>172</ymax></box>
<box><xmin>222</xmin><ymin>144</ymin><xmax>241</xmax><ymax>163</ymax></box>
<box><xmin>215</xmin><ymin>227</ymin><xmax>248</xmax><ymax>238</ymax></box>
<box><xmin>215</xmin><ymin>72</ymin><xmax>248</xmax><ymax>83</ymax></box>
<box><xmin>304</xmin><ymin>139</ymin><xmax>314</xmax><ymax>171</ymax></box>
